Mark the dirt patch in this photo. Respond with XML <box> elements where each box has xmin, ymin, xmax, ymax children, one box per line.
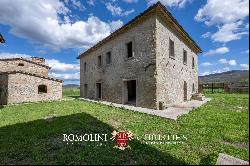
<box><xmin>221</xmin><ymin>141</ymin><xmax>249</xmax><ymax>151</ymax></box>
<box><xmin>43</xmin><ymin>114</ymin><xmax>58</xmax><ymax>122</ymax></box>
<box><xmin>108</xmin><ymin>119</ymin><xmax>122</xmax><ymax>128</ymax></box>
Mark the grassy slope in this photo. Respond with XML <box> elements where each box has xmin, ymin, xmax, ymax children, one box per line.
<box><xmin>0</xmin><ymin>89</ymin><xmax>248</xmax><ymax>165</ymax></box>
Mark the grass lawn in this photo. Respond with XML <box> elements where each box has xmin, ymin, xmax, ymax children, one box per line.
<box><xmin>0</xmin><ymin>88</ymin><xmax>249</xmax><ymax>165</ymax></box>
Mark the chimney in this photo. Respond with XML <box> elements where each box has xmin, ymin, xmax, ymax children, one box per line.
<box><xmin>32</xmin><ymin>57</ymin><xmax>45</xmax><ymax>64</ymax></box>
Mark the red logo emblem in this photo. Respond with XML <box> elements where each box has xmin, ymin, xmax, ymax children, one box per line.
<box><xmin>111</xmin><ymin>130</ymin><xmax>133</xmax><ymax>150</ymax></box>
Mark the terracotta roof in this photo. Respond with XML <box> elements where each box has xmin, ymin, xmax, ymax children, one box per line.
<box><xmin>77</xmin><ymin>1</ymin><xmax>202</xmax><ymax>59</ymax></box>
<box><xmin>0</xmin><ymin>71</ymin><xmax>63</xmax><ymax>83</ymax></box>
<box><xmin>0</xmin><ymin>57</ymin><xmax>51</xmax><ymax>69</ymax></box>
<box><xmin>0</xmin><ymin>33</ymin><xmax>5</xmax><ymax>43</ymax></box>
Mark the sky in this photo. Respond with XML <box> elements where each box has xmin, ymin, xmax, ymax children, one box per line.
<box><xmin>0</xmin><ymin>0</ymin><xmax>249</xmax><ymax>85</ymax></box>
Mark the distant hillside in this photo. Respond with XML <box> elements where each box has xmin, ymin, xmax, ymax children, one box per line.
<box><xmin>199</xmin><ymin>70</ymin><xmax>249</xmax><ymax>84</ymax></box>
<box><xmin>63</xmin><ymin>84</ymin><xmax>80</xmax><ymax>89</ymax></box>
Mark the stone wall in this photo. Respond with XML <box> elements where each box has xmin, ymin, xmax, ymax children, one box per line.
<box><xmin>0</xmin><ymin>74</ymin><xmax>8</xmax><ymax>105</ymax></box>
<box><xmin>6</xmin><ymin>73</ymin><xmax>62</xmax><ymax>104</ymax></box>
<box><xmin>80</xmin><ymin>10</ymin><xmax>199</xmax><ymax>109</ymax></box>
<box><xmin>0</xmin><ymin>59</ymin><xmax>49</xmax><ymax>77</ymax></box>
<box><xmin>80</xmin><ymin>15</ymin><xmax>157</xmax><ymax>109</ymax></box>
<box><xmin>155</xmin><ymin>14</ymin><xmax>199</xmax><ymax>108</ymax></box>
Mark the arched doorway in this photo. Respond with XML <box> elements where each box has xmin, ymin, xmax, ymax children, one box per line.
<box><xmin>184</xmin><ymin>81</ymin><xmax>187</xmax><ymax>101</ymax></box>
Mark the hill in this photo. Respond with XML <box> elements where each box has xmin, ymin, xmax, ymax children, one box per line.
<box><xmin>63</xmin><ymin>84</ymin><xmax>80</xmax><ymax>89</ymax></box>
<box><xmin>199</xmin><ymin>70</ymin><xmax>249</xmax><ymax>84</ymax></box>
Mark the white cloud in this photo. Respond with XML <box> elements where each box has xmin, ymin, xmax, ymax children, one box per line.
<box><xmin>242</xmin><ymin>49</ymin><xmax>249</xmax><ymax>54</ymax></box>
<box><xmin>70</xmin><ymin>0</ymin><xmax>85</xmax><ymax>11</ymax></box>
<box><xmin>228</xmin><ymin>60</ymin><xmax>237</xmax><ymax>66</ymax></box>
<box><xmin>218</xmin><ymin>59</ymin><xmax>227</xmax><ymax>64</ymax></box>
<box><xmin>200</xmin><ymin>62</ymin><xmax>213</xmax><ymax>66</ymax></box>
<box><xmin>37</xmin><ymin>50</ymin><xmax>47</xmax><ymax>55</ymax></box>
<box><xmin>240</xmin><ymin>64</ymin><xmax>249</xmax><ymax>70</ymax></box>
<box><xmin>201</xmin><ymin>32</ymin><xmax>211</xmax><ymax>38</ymax></box>
<box><xmin>46</xmin><ymin>59</ymin><xmax>79</xmax><ymax>72</ymax></box>
<box><xmin>0</xmin><ymin>52</ymin><xmax>31</xmax><ymax>59</ymax></box>
<box><xmin>123</xmin><ymin>0</ymin><xmax>138</xmax><ymax>3</ymax></box>
<box><xmin>49</xmin><ymin>72</ymin><xmax>80</xmax><ymax>80</ymax></box>
<box><xmin>218</xmin><ymin>59</ymin><xmax>237</xmax><ymax>66</ymax></box>
<box><xmin>211</xmin><ymin>21</ymin><xmax>249</xmax><ymax>43</ymax></box>
<box><xmin>147</xmin><ymin>0</ymin><xmax>192</xmax><ymax>8</ymax></box>
<box><xmin>203</xmin><ymin>47</ymin><xmax>229</xmax><ymax>56</ymax></box>
<box><xmin>0</xmin><ymin>0</ymin><xmax>121</xmax><ymax>50</ymax></box>
<box><xmin>201</xmin><ymin>67</ymin><xmax>231</xmax><ymax>76</ymax></box>
<box><xmin>246</xmin><ymin>23</ymin><xmax>249</xmax><ymax>29</ymax></box>
<box><xmin>201</xmin><ymin>71</ymin><xmax>211</xmax><ymax>76</ymax></box>
<box><xmin>211</xmin><ymin>67</ymin><xmax>230</xmax><ymax>74</ymax></box>
<box><xmin>110</xmin><ymin>20</ymin><xmax>124</xmax><ymax>32</ymax></box>
<box><xmin>195</xmin><ymin>0</ymin><xmax>249</xmax><ymax>43</ymax></box>
<box><xmin>87</xmin><ymin>0</ymin><xmax>95</xmax><ymax>6</ymax></box>
<box><xmin>106</xmin><ymin>3</ymin><xmax>134</xmax><ymax>16</ymax></box>
<box><xmin>123</xmin><ymin>9</ymin><xmax>135</xmax><ymax>16</ymax></box>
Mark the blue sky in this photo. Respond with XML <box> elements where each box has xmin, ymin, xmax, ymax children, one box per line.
<box><xmin>0</xmin><ymin>0</ymin><xmax>249</xmax><ymax>85</ymax></box>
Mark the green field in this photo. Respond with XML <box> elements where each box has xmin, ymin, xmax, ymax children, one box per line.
<box><xmin>0</xmin><ymin>88</ymin><xmax>249</xmax><ymax>165</ymax></box>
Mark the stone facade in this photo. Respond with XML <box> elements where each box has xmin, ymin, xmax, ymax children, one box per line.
<box><xmin>0</xmin><ymin>58</ymin><xmax>62</xmax><ymax>105</ymax></box>
<box><xmin>79</xmin><ymin>2</ymin><xmax>201</xmax><ymax>109</ymax></box>
<box><xmin>80</xmin><ymin>15</ymin><xmax>157</xmax><ymax>109</ymax></box>
<box><xmin>0</xmin><ymin>58</ymin><xmax>49</xmax><ymax>77</ymax></box>
<box><xmin>155</xmin><ymin>14</ymin><xmax>199</xmax><ymax>108</ymax></box>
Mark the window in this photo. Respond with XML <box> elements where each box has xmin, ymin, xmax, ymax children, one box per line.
<box><xmin>192</xmin><ymin>57</ymin><xmax>195</xmax><ymax>69</ymax></box>
<box><xmin>38</xmin><ymin>85</ymin><xmax>47</xmax><ymax>94</ymax></box>
<box><xmin>96</xmin><ymin>83</ymin><xmax>102</xmax><ymax>99</ymax></box>
<box><xmin>106</xmin><ymin>51</ymin><xmax>112</xmax><ymax>64</ymax></box>
<box><xmin>169</xmin><ymin>39</ymin><xmax>175</xmax><ymax>58</ymax></box>
<box><xmin>84</xmin><ymin>84</ymin><xmax>88</xmax><ymax>97</ymax></box>
<box><xmin>183</xmin><ymin>49</ymin><xmax>187</xmax><ymax>64</ymax></box>
<box><xmin>126</xmin><ymin>41</ymin><xmax>133</xmax><ymax>58</ymax></box>
<box><xmin>98</xmin><ymin>55</ymin><xmax>102</xmax><ymax>67</ymax></box>
<box><xmin>18</xmin><ymin>63</ymin><xmax>24</xmax><ymax>66</ymax></box>
<box><xmin>84</xmin><ymin>62</ymin><xmax>87</xmax><ymax>73</ymax></box>
<box><xmin>192</xmin><ymin>83</ymin><xmax>195</xmax><ymax>93</ymax></box>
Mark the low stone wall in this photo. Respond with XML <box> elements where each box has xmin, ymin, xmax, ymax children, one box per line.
<box><xmin>6</xmin><ymin>73</ymin><xmax>62</xmax><ymax>104</ymax></box>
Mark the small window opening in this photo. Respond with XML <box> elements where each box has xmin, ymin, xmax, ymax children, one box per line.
<box><xmin>38</xmin><ymin>85</ymin><xmax>47</xmax><ymax>93</ymax></box>
<box><xmin>98</xmin><ymin>55</ymin><xmax>102</xmax><ymax>67</ymax></box>
<box><xmin>183</xmin><ymin>49</ymin><xmax>187</xmax><ymax>64</ymax></box>
<box><xmin>106</xmin><ymin>52</ymin><xmax>112</xmax><ymax>64</ymax></box>
<box><xmin>84</xmin><ymin>62</ymin><xmax>87</xmax><ymax>72</ymax></box>
<box><xmin>192</xmin><ymin>57</ymin><xmax>195</xmax><ymax>69</ymax></box>
<box><xmin>126</xmin><ymin>41</ymin><xmax>133</xmax><ymax>58</ymax></box>
<box><xmin>169</xmin><ymin>39</ymin><xmax>175</xmax><ymax>58</ymax></box>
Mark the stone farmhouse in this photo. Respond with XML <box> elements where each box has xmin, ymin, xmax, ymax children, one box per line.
<box><xmin>78</xmin><ymin>2</ymin><xmax>202</xmax><ymax>110</ymax></box>
<box><xmin>0</xmin><ymin>57</ymin><xmax>63</xmax><ymax>105</ymax></box>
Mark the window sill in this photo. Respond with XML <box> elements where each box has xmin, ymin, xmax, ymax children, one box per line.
<box><xmin>125</xmin><ymin>57</ymin><xmax>134</xmax><ymax>61</ymax></box>
<box><xmin>169</xmin><ymin>56</ymin><xmax>175</xmax><ymax>60</ymax></box>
